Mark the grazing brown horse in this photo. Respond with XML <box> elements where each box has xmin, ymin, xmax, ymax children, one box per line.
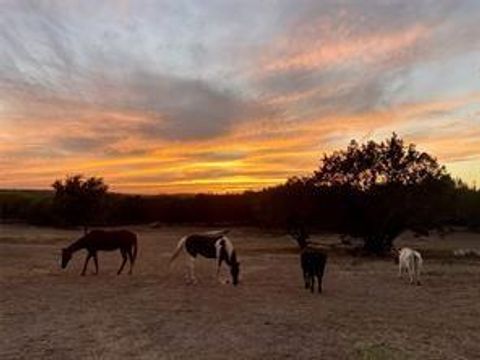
<box><xmin>61</xmin><ymin>230</ymin><xmax>138</xmax><ymax>275</ymax></box>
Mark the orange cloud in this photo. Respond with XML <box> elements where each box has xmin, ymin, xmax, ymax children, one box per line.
<box><xmin>1</xmin><ymin>92</ymin><xmax>479</xmax><ymax>194</ymax></box>
<box><xmin>263</xmin><ymin>25</ymin><xmax>429</xmax><ymax>73</ymax></box>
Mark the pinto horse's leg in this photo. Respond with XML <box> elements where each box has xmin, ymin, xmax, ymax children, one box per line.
<box><xmin>117</xmin><ymin>249</ymin><xmax>128</xmax><ymax>275</ymax></box>
<box><xmin>93</xmin><ymin>252</ymin><xmax>99</xmax><ymax>275</ymax></box>
<box><xmin>185</xmin><ymin>254</ymin><xmax>197</xmax><ymax>284</ymax></box>
<box><xmin>81</xmin><ymin>252</ymin><xmax>92</xmax><ymax>276</ymax></box>
<box><xmin>216</xmin><ymin>258</ymin><xmax>225</xmax><ymax>284</ymax></box>
<box><xmin>215</xmin><ymin>244</ymin><xmax>225</xmax><ymax>284</ymax></box>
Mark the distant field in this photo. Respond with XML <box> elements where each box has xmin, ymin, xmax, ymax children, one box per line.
<box><xmin>1</xmin><ymin>224</ymin><xmax>480</xmax><ymax>359</ymax></box>
<box><xmin>0</xmin><ymin>189</ymin><xmax>52</xmax><ymax>201</ymax></box>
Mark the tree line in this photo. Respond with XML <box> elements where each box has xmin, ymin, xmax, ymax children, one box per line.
<box><xmin>1</xmin><ymin>134</ymin><xmax>479</xmax><ymax>254</ymax></box>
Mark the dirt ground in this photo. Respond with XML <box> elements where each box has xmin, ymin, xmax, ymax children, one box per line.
<box><xmin>1</xmin><ymin>224</ymin><xmax>480</xmax><ymax>359</ymax></box>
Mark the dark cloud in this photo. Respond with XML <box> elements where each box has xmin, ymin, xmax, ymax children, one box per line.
<box><xmin>261</xmin><ymin>68</ymin><xmax>324</xmax><ymax>96</ymax></box>
<box><xmin>0</xmin><ymin>0</ymin><xmax>272</xmax><ymax>142</ymax></box>
<box><xmin>57</xmin><ymin>136</ymin><xmax>119</xmax><ymax>153</ymax></box>
<box><xmin>114</xmin><ymin>72</ymin><xmax>267</xmax><ymax>140</ymax></box>
<box><xmin>187</xmin><ymin>151</ymin><xmax>246</xmax><ymax>162</ymax></box>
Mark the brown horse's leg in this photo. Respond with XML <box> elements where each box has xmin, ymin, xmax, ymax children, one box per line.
<box><xmin>81</xmin><ymin>253</ymin><xmax>92</xmax><ymax>276</ymax></box>
<box><xmin>127</xmin><ymin>249</ymin><xmax>134</xmax><ymax>275</ymax></box>
<box><xmin>117</xmin><ymin>250</ymin><xmax>127</xmax><ymax>275</ymax></box>
<box><xmin>93</xmin><ymin>252</ymin><xmax>99</xmax><ymax>275</ymax></box>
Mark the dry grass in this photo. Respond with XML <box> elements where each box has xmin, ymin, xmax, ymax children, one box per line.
<box><xmin>1</xmin><ymin>225</ymin><xmax>480</xmax><ymax>359</ymax></box>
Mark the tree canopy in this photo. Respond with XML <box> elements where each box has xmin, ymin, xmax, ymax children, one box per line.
<box><xmin>52</xmin><ymin>175</ymin><xmax>108</xmax><ymax>232</ymax></box>
<box><xmin>313</xmin><ymin>133</ymin><xmax>449</xmax><ymax>190</ymax></box>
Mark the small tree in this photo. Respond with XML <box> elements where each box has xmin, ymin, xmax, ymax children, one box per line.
<box><xmin>312</xmin><ymin>133</ymin><xmax>454</xmax><ymax>254</ymax></box>
<box><xmin>52</xmin><ymin>175</ymin><xmax>109</xmax><ymax>233</ymax></box>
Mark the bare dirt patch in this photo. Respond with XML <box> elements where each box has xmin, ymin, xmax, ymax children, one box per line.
<box><xmin>1</xmin><ymin>225</ymin><xmax>480</xmax><ymax>359</ymax></box>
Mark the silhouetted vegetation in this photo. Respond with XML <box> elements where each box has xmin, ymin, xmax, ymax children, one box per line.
<box><xmin>1</xmin><ymin>135</ymin><xmax>479</xmax><ymax>255</ymax></box>
<box><xmin>0</xmin><ymin>190</ymin><xmax>54</xmax><ymax>225</ymax></box>
<box><xmin>313</xmin><ymin>133</ymin><xmax>447</xmax><ymax>189</ymax></box>
<box><xmin>309</xmin><ymin>133</ymin><xmax>455</xmax><ymax>254</ymax></box>
<box><xmin>52</xmin><ymin>175</ymin><xmax>109</xmax><ymax>233</ymax></box>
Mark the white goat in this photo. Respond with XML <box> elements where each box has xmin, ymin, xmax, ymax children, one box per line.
<box><xmin>395</xmin><ymin>247</ymin><xmax>423</xmax><ymax>285</ymax></box>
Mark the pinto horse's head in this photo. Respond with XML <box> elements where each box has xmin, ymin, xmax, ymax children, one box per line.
<box><xmin>61</xmin><ymin>248</ymin><xmax>72</xmax><ymax>269</ymax></box>
<box><xmin>230</xmin><ymin>261</ymin><xmax>240</xmax><ymax>286</ymax></box>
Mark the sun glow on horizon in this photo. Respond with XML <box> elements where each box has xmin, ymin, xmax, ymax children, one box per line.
<box><xmin>1</xmin><ymin>1</ymin><xmax>479</xmax><ymax>194</ymax></box>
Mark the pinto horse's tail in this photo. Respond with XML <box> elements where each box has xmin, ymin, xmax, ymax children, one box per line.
<box><xmin>169</xmin><ymin>236</ymin><xmax>187</xmax><ymax>268</ymax></box>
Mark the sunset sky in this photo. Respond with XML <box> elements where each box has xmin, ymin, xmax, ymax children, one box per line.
<box><xmin>1</xmin><ymin>0</ymin><xmax>479</xmax><ymax>193</ymax></box>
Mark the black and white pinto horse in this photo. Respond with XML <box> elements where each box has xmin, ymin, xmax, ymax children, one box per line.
<box><xmin>169</xmin><ymin>230</ymin><xmax>240</xmax><ymax>286</ymax></box>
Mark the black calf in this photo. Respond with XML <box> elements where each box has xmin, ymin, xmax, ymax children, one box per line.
<box><xmin>301</xmin><ymin>247</ymin><xmax>327</xmax><ymax>293</ymax></box>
